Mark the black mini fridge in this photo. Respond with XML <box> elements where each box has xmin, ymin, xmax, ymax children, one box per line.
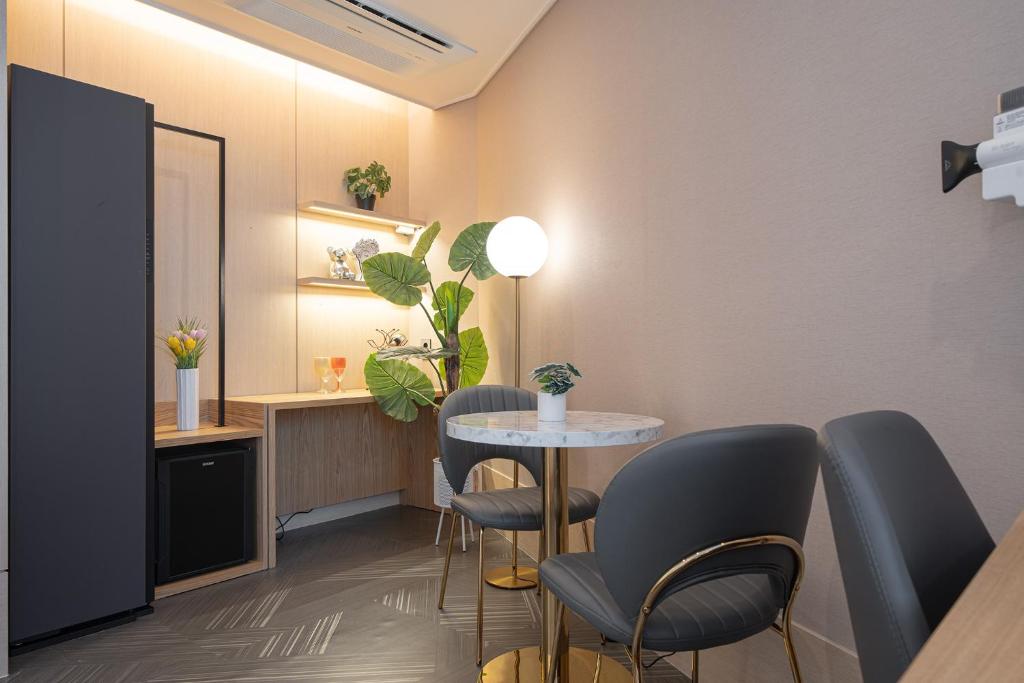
<box><xmin>157</xmin><ymin>444</ymin><xmax>256</xmax><ymax>584</ymax></box>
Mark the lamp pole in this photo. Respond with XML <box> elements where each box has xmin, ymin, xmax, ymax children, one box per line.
<box><xmin>484</xmin><ymin>275</ymin><xmax>539</xmax><ymax>589</ymax></box>
<box><xmin>484</xmin><ymin>216</ymin><xmax>548</xmax><ymax>591</ymax></box>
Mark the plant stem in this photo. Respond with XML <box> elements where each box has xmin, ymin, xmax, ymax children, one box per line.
<box><xmin>426</xmin><ymin>358</ymin><xmax>446</xmax><ymax>394</ymax></box>
<box><xmin>418</xmin><ymin>301</ymin><xmax>447</xmax><ymax>347</ymax></box>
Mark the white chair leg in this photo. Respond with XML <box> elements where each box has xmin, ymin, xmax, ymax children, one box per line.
<box><xmin>461</xmin><ymin>514</ymin><xmax>468</xmax><ymax>552</ymax></box>
<box><xmin>435</xmin><ymin>507</ymin><xmax>447</xmax><ymax>546</ymax></box>
<box><xmin>468</xmin><ymin>520</ymin><xmax>476</xmax><ymax>541</ymax></box>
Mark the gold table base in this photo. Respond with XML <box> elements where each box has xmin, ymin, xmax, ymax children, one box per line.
<box><xmin>478</xmin><ymin>646</ymin><xmax>631</xmax><ymax>682</ymax></box>
<box><xmin>484</xmin><ymin>565</ymin><xmax>539</xmax><ymax>590</ymax></box>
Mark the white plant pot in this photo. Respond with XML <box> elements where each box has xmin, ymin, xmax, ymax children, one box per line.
<box><xmin>176</xmin><ymin>368</ymin><xmax>200</xmax><ymax>431</ymax></box>
<box><xmin>537</xmin><ymin>392</ymin><xmax>567</xmax><ymax>422</ymax></box>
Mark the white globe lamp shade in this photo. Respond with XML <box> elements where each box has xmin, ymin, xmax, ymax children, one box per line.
<box><xmin>487</xmin><ymin>216</ymin><xmax>549</xmax><ymax>278</ymax></box>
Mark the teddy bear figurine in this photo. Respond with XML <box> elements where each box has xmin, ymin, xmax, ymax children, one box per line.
<box><xmin>327</xmin><ymin>246</ymin><xmax>355</xmax><ymax>280</ymax></box>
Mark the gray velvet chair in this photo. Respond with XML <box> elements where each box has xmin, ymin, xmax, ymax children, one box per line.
<box><xmin>539</xmin><ymin>424</ymin><xmax>818</xmax><ymax>683</ymax></box>
<box><xmin>819</xmin><ymin>411</ymin><xmax>994</xmax><ymax>683</ymax></box>
<box><xmin>435</xmin><ymin>385</ymin><xmax>601</xmax><ymax>666</ymax></box>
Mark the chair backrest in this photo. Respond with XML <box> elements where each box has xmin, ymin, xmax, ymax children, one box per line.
<box><xmin>437</xmin><ymin>385</ymin><xmax>543</xmax><ymax>494</ymax></box>
<box><xmin>819</xmin><ymin>411</ymin><xmax>994</xmax><ymax>683</ymax></box>
<box><xmin>595</xmin><ymin>424</ymin><xmax>819</xmax><ymax>620</ymax></box>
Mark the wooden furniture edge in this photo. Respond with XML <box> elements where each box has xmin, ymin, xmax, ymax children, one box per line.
<box><xmin>154</xmin><ymin>559</ymin><xmax>264</xmax><ymax>600</ymax></box>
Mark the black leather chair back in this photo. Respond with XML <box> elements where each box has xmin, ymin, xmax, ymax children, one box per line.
<box><xmin>437</xmin><ymin>385</ymin><xmax>543</xmax><ymax>494</ymax></box>
<box><xmin>595</xmin><ymin>424</ymin><xmax>819</xmax><ymax>620</ymax></box>
<box><xmin>819</xmin><ymin>411</ymin><xmax>994</xmax><ymax>683</ymax></box>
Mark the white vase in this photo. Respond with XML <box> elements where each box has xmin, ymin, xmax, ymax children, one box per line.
<box><xmin>176</xmin><ymin>368</ymin><xmax>200</xmax><ymax>431</ymax></box>
<box><xmin>537</xmin><ymin>392</ymin><xmax>566</xmax><ymax>422</ymax></box>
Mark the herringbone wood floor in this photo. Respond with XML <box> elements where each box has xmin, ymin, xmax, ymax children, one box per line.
<box><xmin>8</xmin><ymin>506</ymin><xmax>686</xmax><ymax>682</ymax></box>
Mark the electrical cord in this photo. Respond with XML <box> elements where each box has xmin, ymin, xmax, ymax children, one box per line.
<box><xmin>275</xmin><ymin>509</ymin><xmax>312</xmax><ymax>541</ymax></box>
<box><xmin>643</xmin><ymin>651</ymin><xmax>678</xmax><ymax>669</ymax></box>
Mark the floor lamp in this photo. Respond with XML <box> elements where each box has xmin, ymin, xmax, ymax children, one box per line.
<box><xmin>484</xmin><ymin>216</ymin><xmax>549</xmax><ymax>590</ymax></box>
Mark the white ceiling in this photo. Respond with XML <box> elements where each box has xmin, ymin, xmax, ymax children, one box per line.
<box><xmin>142</xmin><ymin>0</ymin><xmax>556</xmax><ymax>109</ymax></box>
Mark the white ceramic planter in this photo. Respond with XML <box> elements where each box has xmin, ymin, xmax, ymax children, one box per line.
<box><xmin>537</xmin><ymin>391</ymin><xmax>567</xmax><ymax>422</ymax></box>
<box><xmin>176</xmin><ymin>368</ymin><xmax>199</xmax><ymax>431</ymax></box>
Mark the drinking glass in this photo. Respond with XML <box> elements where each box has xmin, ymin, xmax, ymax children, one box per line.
<box><xmin>313</xmin><ymin>357</ymin><xmax>332</xmax><ymax>394</ymax></box>
<box><xmin>330</xmin><ymin>357</ymin><xmax>347</xmax><ymax>393</ymax></box>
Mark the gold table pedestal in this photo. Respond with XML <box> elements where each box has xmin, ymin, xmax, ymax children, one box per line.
<box><xmin>485</xmin><ymin>565</ymin><xmax>539</xmax><ymax>589</ymax></box>
<box><xmin>478</xmin><ymin>646</ymin><xmax>632</xmax><ymax>683</ymax></box>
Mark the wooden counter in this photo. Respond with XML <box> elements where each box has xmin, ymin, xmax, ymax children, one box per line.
<box><xmin>901</xmin><ymin>509</ymin><xmax>1024</xmax><ymax>681</ymax></box>
<box><xmin>230</xmin><ymin>390</ymin><xmax>440</xmax><ymax>568</ymax></box>
<box><xmin>155</xmin><ymin>423</ymin><xmax>264</xmax><ymax>448</ymax></box>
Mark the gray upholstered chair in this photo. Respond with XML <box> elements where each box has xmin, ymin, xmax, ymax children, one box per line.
<box><xmin>539</xmin><ymin>425</ymin><xmax>818</xmax><ymax>683</ymax></box>
<box><xmin>819</xmin><ymin>411</ymin><xmax>994</xmax><ymax>683</ymax></box>
<box><xmin>435</xmin><ymin>385</ymin><xmax>601</xmax><ymax>665</ymax></box>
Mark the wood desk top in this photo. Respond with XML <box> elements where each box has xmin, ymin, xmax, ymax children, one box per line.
<box><xmin>230</xmin><ymin>389</ymin><xmax>441</xmax><ymax>411</ymax></box>
<box><xmin>229</xmin><ymin>390</ymin><xmax>377</xmax><ymax>409</ymax></box>
<box><xmin>900</xmin><ymin>509</ymin><xmax>1024</xmax><ymax>681</ymax></box>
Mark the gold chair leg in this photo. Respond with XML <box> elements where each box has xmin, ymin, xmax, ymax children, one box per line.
<box><xmin>691</xmin><ymin>650</ymin><xmax>699</xmax><ymax>682</ymax></box>
<box><xmin>537</xmin><ymin>527</ymin><xmax>545</xmax><ymax>596</ymax></box>
<box><xmin>477</xmin><ymin>527</ymin><xmax>486</xmax><ymax>666</ymax></box>
<box><xmin>437</xmin><ymin>511</ymin><xmax>459</xmax><ymax>610</ymax></box>
<box><xmin>781</xmin><ymin>609</ymin><xmax>802</xmax><ymax>683</ymax></box>
<box><xmin>582</xmin><ymin>519</ymin><xmax>592</xmax><ymax>552</ymax></box>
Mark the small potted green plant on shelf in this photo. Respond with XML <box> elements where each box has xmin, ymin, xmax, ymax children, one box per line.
<box><xmin>530</xmin><ymin>362</ymin><xmax>582</xmax><ymax>422</ymax></box>
<box><xmin>360</xmin><ymin>220</ymin><xmax>497</xmax><ymax>421</ymax></box>
<box><xmin>344</xmin><ymin>161</ymin><xmax>392</xmax><ymax>211</ymax></box>
<box><xmin>161</xmin><ymin>317</ymin><xmax>208</xmax><ymax>431</ymax></box>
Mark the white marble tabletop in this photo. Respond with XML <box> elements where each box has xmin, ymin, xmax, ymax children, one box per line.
<box><xmin>446</xmin><ymin>410</ymin><xmax>664</xmax><ymax>448</ymax></box>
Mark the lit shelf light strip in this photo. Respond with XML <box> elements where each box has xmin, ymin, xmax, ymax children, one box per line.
<box><xmin>298</xmin><ymin>201</ymin><xmax>426</xmax><ymax>234</ymax></box>
<box><xmin>297</xmin><ymin>277</ymin><xmax>426</xmax><ymax>291</ymax></box>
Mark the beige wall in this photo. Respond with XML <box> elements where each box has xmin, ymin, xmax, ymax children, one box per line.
<box><xmin>476</xmin><ymin>0</ymin><xmax>1024</xmax><ymax>674</ymax></box>
<box><xmin>7</xmin><ymin>0</ymin><xmax>471</xmax><ymax>399</ymax></box>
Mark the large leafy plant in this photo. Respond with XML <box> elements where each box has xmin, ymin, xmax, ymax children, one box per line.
<box><xmin>362</xmin><ymin>220</ymin><xmax>497</xmax><ymax>421</ymax></box>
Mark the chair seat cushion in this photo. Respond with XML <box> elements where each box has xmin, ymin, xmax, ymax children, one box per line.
<box><xmin>540</xmin><ymin>552</ymin><xmax>783</xmax><ymax>651</ymax></box>
<box><xmin>451</xmin><ymin>486</ymin><xmax>599</xmax><ymax>531</ymax></box>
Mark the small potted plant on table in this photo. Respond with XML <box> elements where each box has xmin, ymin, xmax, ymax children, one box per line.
<box><xmin>531</xmin><ymin>362</ymin><xmax>582</xmax><ymax>422</ymax></box>
<box><xmin>344</xmin><ymin>161</ymin><xmax>392</xmax><ymax>211</ymax></box>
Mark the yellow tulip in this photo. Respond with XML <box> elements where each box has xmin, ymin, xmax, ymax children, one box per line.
<box><xmin>184</xmin><ymin>337</ymin><xmax>197</xmax><ymax>351</ymax></box>
<box><xmin>168</xmin><ymin>336</ymin><xmax>181</xmax><ymax>351</ymax></box>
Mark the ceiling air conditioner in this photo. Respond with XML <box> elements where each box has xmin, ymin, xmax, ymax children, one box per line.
<box><xmin>224</xmin><ymin>0</ymin><xmax>475</xmax><ymax>75</ymax></box>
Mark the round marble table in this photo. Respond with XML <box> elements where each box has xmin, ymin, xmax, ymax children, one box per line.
<box><xmin>447</xmin><ymin>411</ymin><xmax>664</xmax><ymax>683</ymax></box>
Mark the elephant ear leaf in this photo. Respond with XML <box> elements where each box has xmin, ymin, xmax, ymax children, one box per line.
<box><xmin>364</xmin><ymin>353</ymin><xmax>436</xmax><ymax>422</ymax></box>
<box><xmin>362</xmin><ymin>252</ymin><xmax>430</xmax><ymax>306</ymax></box>
<box><xmin>411</xmin><ymin>221</ymin><xmax>441</xmax><ymax>260</ymax></box>
<box><xmin>456</xmin><ymin>327</ymin><xmax>488</xmax><ymax>388</ymax></box>
<box><xmin>431</xmin><ymin>281</ymin><xmax>474</xmax><ymax>334</ymax></box>
<box><xmin>448</xmin><ymin>222</ymin><xmax>497</xmax><ymax>280</ymax></box>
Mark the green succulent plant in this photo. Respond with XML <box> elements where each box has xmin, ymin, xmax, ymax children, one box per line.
<box><xmin>530</xmin><ymin>362</ymin><xmax>582</xmax><ymax>395</ymax></box>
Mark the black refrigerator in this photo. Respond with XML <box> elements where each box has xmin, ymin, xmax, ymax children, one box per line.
<box><xmin>8</xmin><ymin>65</ymin><xmax>154</xmax><ymax>647</ymax></box>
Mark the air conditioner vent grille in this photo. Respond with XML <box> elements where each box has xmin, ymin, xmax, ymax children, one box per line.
<box><xmin>337</xmin><ymin>0</ymin><xmax>450</xmax><ymax>48</ymax></box>
<box><xmin>236</xmin><ymin>0</ymin><xmax>413</xmax><ymax>72</ymax></box>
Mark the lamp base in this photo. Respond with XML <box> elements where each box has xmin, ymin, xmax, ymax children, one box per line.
<box><xmin>484</xmin><ymin>565</ymin><xmax>538</xmax><ymax>590</ymax></box>
<box><xmin>479</xmin><ymin>646</ymin><xmax>632</xmax><ymax>682</ymax></box>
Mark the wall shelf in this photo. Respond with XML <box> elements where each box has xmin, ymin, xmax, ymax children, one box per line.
<box><xmin>298</xmin><ymin>201</ymin><xmax>426</xmax><ymax>235</ymax></box>
<box><xmin>297</xmin><ymin>276</ymin><xmax>425</xmax><ymax>292</ymax></box>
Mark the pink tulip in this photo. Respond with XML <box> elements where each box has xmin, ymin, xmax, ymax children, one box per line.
<box><xmin>193</xmin><ymin>329</ymin><xmax>207</xmax><ymax>341</ymax></box>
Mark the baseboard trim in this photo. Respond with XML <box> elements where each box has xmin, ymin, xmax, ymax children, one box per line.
<box><xmin>277</xmin><ymin>492</ymin><xmax>401</xmax><ymax>533</ymax></box>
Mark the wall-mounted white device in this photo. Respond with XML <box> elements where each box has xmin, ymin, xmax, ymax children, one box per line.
<box><xmin>942</xmin><ymin>86</ymin><xmax>1024</xmax><ymax>205</ymax></box>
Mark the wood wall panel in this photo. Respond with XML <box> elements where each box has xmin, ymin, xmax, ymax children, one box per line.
<box><xmin>154</xmin><ymin>129</ymin><xmax>220</xmax><ymax>401</ymax></box>
<box><xmin>62</xmin><ymin>0</ymin><xmax>298</xmax><ymax>397</ymax></box>
<box><xmin>296</xmin><ymin>63</ymin><xmax>410</xmax><ymax>216</ymax></box>
<box><xmin>7</xmin><ymin>0</ymin><xmax>63</xmax><ymax>75</ymax></box>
